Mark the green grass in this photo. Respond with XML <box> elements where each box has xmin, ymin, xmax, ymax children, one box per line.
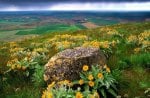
<box><xmin>16</xmin><ymin>24</ymin><xmax>83</xmax><ymax>35</ymax></box>
<box><xmin>130</xmin><ymin>53</ymin><xmax>150</xmax><ymax>68</ymax></box>
<box><xmin>0</xmin><ymin>30</ymin><xmax>20</xmax><ymax>41</ymax></box>
<box><xmin>0</xmin><ymin>86</ymin><xmax>42</xmax><ymax>98</ymax></box>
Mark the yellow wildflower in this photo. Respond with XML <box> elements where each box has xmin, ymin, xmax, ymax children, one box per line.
<box><xmin>41</xmin><ymin>90</ymin><xmax>46</xmax><ymax>98</ymax></box>
<box><xmin>59</xmin><ymin>80</ymin><xmax>72</xmax><ymax>86</ymax></box>
<box><xmin>17</xmin><ymin>64</ymin><xmax>21</xmax><ymax>70</ymax></box>
<box><xmin>76</xmin><ymin>92</ymin><xmax>83</xmax><ymax>98</ymax></box>
<box><xmin>103</xmin><ymin>64</ymin><xmax>107</xmax><ymax>69</ymax></box>
<box><xmin>111</xmin><ymin>40</ymin><xmax>116</xmax><ymax>47</ymax></box>
<box><xmin>63</xmin><ymin>80</ymin><xmax>70</xmax><ymax>84</ymax></box>
<box><xmin>47</xmin><ymin>92</ymin><xmax>53</xmax><ymax>98</ymax></box>
<box><xmin>89</xmin><ymin>94</ymin><xmax>95</xmax><ymax>98</ymax></box>
<box><xmin>79</xmin><ymin>79</ymin><xmax>84</xmax><ymax>85</ymax></box>
<box><xmin>106</xmin><ymin>67</ymin><xmax>111</xmax><ymax>73</ymax></box>
<box><xmin>48</xmin><ymin>82</ymin><xmax>55</xmax><ymax>89</ymax></box>
<box><xmin>142</xmin><ymin>40</ymin><xmax>150</xmax><ymax>46</ymax></box>
<box><xmin>82</xmin><ymin>65</ymin><xmax>89</xmax><ymax>71</ymax></box>
<box><xmin>11</xmin><ymin>65</ymin><xmax>15</xmax><ymax>70</ymax></box>
<box><xmin>134</xmin><ymin>48</ymin><xmax>140</xmax><ymax>53</ymax></box>
<box><xmin>93</xmin><ymin>92</ymin><xmax>100</xmax><ymax>98</ymax></box>
<box><xmin>127</xmin><ymin>35</ymin><xmax>137</xmax><ymax>43</ymax></box>
<box><xmin>88</xmin><ymin>74</ymin><xmax>94</xmax><ymax>80</ymax></box>
<box><xmin>88</xmin><ymin>81</ymin><xmax>95</xmax><ymax>87</ymax></box>
<box><xmin>97</xmin><ymin>73</ymin><xmax>103</xmax><ymax>79</ymax></box>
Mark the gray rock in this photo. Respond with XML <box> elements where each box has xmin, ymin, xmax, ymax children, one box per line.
<box><xmin>44</xmin><ymin>47</ymin><xmax>106</xmax><ymax>83</ymax></box>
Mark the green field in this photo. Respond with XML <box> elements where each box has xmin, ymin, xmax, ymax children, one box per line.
<box><xmin>16</xmin><ymin>24</ymin><xmax>84</xmax><ymax>35</ymax></box>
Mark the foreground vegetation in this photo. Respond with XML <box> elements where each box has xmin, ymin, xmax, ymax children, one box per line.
<box><xmin>0</xmin><ymin>22</ymin><xmax>150</xmax><ymax>98</ymax></box>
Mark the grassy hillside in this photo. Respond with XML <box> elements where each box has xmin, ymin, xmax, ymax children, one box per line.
<box><xmin>0</xmin><ymin>22</ymin><xmax>150</xmax><ymax>98</ymax></box>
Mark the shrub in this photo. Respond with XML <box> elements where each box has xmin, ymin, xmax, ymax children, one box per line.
<box><xmin>76</xmin><ymin>65</ymin><xmax>118</xmax><ymax>98</ymax></box>
<box><xmin>117</xmin><ymin>58</ymin><xmax>131</xmax><ymax>70</ymax></box>
<box><xmin>32</xmin><ymin>64</ymin><xmax>45</xmax><ymax>87</ymax></box>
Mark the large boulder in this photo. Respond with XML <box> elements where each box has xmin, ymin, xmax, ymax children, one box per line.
<box><xmin>44</xmin><ymin>47</ymin><xmax>106</xmax><ymax>83</ymax></box>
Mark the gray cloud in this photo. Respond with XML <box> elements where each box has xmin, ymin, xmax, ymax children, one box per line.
<box><xmin>0</xmin><ymin>2</ymin><xmax>150</xmax><ymax>11</ymax></box>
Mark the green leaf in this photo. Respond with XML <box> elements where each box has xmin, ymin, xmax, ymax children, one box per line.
<box><xmin>108</xmin><ymin>88</ymin><xmax>117</xmax><ymax>97</ymax></box>
<box><xmin>111</xmin><ymin>84</ymin><xmax>117</xmax><ymax>91</ymax></box>
<box><xmin>80</xmin><ymin>73</ymin><xmax>87</xmax><ymax>80</ymax></box>
<box><xmin>100</xmin><ymin>88</ymin><xmax>107</xmax><ymax>98</ymax></box>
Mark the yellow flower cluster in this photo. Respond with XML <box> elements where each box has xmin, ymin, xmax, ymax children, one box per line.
<box><xmin>7</xmin><ymin>58</ymin><xmax>27</xmax><ymax>70</ymax></box>
<box><xmin>81</xmin><ymin>65</ymin><xmax>105</xmax><ymax>87</ymax></box>
<box><xmin>48</xmin><ymin>81</ymin><xmax>55</xmax><ymax>89</ymax></box>
<box><xmin>47</xmin><ymin>34</ymin><xmax>88</xmax><ymax>42</ymax></box>
<box><xmin>127</xmin><ymin>30</ymin><xmax>150</xmax><ymax>52</ymax></box>
<box><xmin>33</xmin><ymin>48</ymin><xmax>49</xmax><ymax>53</ymax></box>
<box><xmin>100</xmin><ymin>27</ymin><xmax>115</xmax><ymax>32</ymax></box>
<box><xmin>54</xmin><ymin>41</ymin><xmax>74</xmax><ymax>50</ymax></box>
<box><xmin>46</xmin><ymin>34</ymin><xmax>88</xmax><ymax>51</ymax></box>
<box><xmin>42</xmin><ymin>83</ymin><xmax>100</xmax><ymax>98</ymax></box>
<box><xmin>31</xmin><ymin>42</ymin><xmax>43</xmax><ymax>47</ymax></box>
<box><xmin>42</xmin><ymin>90</ymin><xmax>53</xmax><ymax>98</ymax></box>
<box><xmin>57</xmin><ymin>80</ymin><xmax>73</xmax><ymax>87</ymax></box>
<box><xmin>9</xmin><ymin>47</ymin><xmax>24</xmax><ymax>53</ymax></box>
<box><xmin>42</xmin><ymin>80</ymin><xmax>73</xmax><ymax>98</ymax></box>
<box><xmin>9</xmin><ymin>42</ymin><xmax>18</xmax><ymax>48</ymax></box>
<box><xmin>134</xmin><ymin>48</ymin><xmax>141</xmax><ymax>53</ymax></box>
<box><xmin>107</xmin><ymin>30</ymin><xmax>119</xmax><ymax>35</ymax></box>
<box><xmin>127</xmin><ymin>35</ymin><xmax>137</xmax><ymax>43</ymax></box>
<box><xmin>138</xmin><ymin>30</ymin><xmax>150</xmax><ymax>42</ymax></box>
<box><xmin>42</xmin><ymin>65</ymin><xmax>103</xmax><ymax>98</ymax></box>
<box><xmin>103</xmin><ymin>64</ymin><xmax>111</xmax><ymax>73</ymax></box>
<box><xmin>138</xmin><ymin>31</ymin><xmax>150</xmax><ymax>48</ymax></box>
<box><xmin>82</xmin><ymin>40</ymin><xmax>110</xmax><ymax>49</ymax></box>
<box><xmin>128</xmin><ymin>30</ymin><xmax>150</xmax><ymax>44</ymax></box>
<box><xmin>8</xmin><ymin>48</ymin><xmax>39</xmax><ymax>71</ymax></box>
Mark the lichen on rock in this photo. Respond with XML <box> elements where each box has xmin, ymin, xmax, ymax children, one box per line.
<box><xmin>44</xmin><ymin>47</ymin><xmax>106</xmax><ymax>83</ymax></box>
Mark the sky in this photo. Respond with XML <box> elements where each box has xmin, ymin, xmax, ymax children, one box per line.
<box><xmin>0</xmin><ymin>0</ymin><xmax>150</xmax><ymax>11</ymax></box>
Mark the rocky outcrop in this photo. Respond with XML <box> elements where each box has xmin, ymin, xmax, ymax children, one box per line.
<box><xmin>44</xmin><ymin>47</ymin><xmax>106</xmax><ymax>83</ymax></box>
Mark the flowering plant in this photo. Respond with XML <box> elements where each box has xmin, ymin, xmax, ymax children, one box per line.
<box><xmin>74</xmin><ymin>65</ymin><xmax>117</xmax><ymax>98</ymax></box>
<box><xmin>42</xmin><ymin>65</ymin><xmax>118</xmax><ymax>98</ymax></box>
